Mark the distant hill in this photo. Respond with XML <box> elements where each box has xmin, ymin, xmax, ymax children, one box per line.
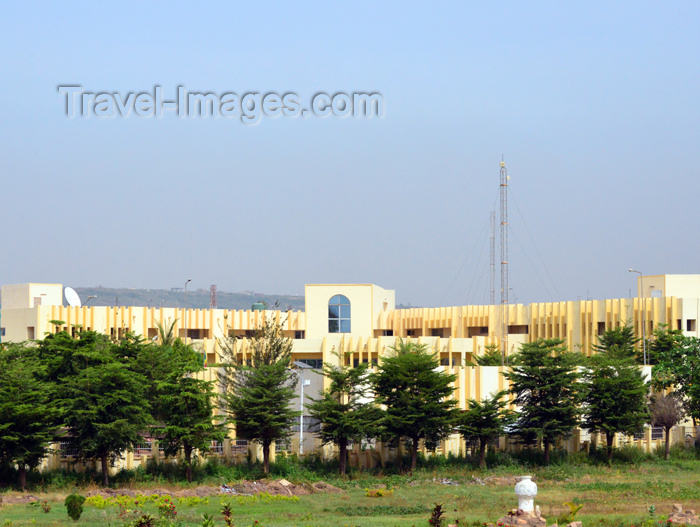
<box><xmin>72</xmin><ymin>287</ymin><xmax>305</xmax><ymax>311</ymax></box>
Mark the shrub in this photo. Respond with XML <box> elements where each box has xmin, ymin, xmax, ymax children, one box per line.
<box><xmin>64</xmin><ymin>493</ymin><xmax>86</xmax><ymax>521</ymax></box>
<box><xmin>158</xmin><ymin>497</ymin><xmax>177</xmax><ymax>519</ymax></box>
<box><xmin>131</xmin><ymin>513</ymin><xmax>156</xmax><ymax>527</ymax></box>
<box><xmin>429</xmin><ymin>503</ymin><xmax>445</xmax><ymax>526</ymax></box>
<box><xmin>365</xmin><ymin>487</ymin><xmax>394</xmax><ymax>497</ymax></box>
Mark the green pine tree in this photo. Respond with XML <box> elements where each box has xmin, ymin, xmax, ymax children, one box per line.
<box><xmin>37</xmin><ymin>329</ymin><xmax>152</xmax><ymax>486</ymax></box>
<box><xmin>219</xmin><ymin>317</ymin><xmax>300</xmax><ymax>474</ymax></box>
<box><xmin>582</xmin><ymin>327</ymin><xmax>650</xmax><ymax>462</ymax></box>
<box><xmin>651</xmin><ymin>325</ymin><xmax>700</xmax><ymax>427</ymax></box>
<box><xmin>504</xmin><ymin>338</ymin><xmax>583</xmax><ymax>464</ymax></box>
<box><xmin>459</xmin><ymin>390</ymin><xmax>515</xmax><ymax>469</ymax></box>
<box><xmin>0</xmin><ymin>342</ymin><xmax>61</xmax><ymax>489</ymax></box>
<box><xmin>372</xmin><ymin>339</ymin><xmax>458</xmax><ymax>471</ymax></box>
<box><xmin>473</xmin><ymin>343</ymin><xmax>504</xmax><ymax>366</ymax></box>
<box><xmin>307</xmin><ymin>351</ymin><xmax>381</xmax><ymax>474</ymax></box>
<box><xmin>154</xmin><ymin>341</ymin><xmax>226</xmax><ymax>482</ymax></box>
<box><xmin>592</xmin><ymin>322</ymin><xmax>639</xmax><ymax>361</ymax></box>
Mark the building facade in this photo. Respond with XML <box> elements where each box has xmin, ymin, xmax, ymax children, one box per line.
<box><xmin>2</xmin><ymin>275</ymin><xmax>699</xmax><ymax>469</ymax></box>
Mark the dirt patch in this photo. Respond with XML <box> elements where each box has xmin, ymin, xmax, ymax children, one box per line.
<box><xmin>0</xmin><ymin>480</ymin><xmax>342</xmax><ymax>505</ymax></box>
<box><xmin>311</xmin><ymin>481</ymin><xmax>342</xmax><ymax>493</ymax></box>
<box><xmin>76</xmin><ymin>479</ymin><xmax>342</xmax><ymax>499</ymax></box>
<box><xmin>226</xmin><ymin>479</ymin><xmax>312</xmax><ymax>496</ymax></box>
<box><xmin>1</xmin><ymin>493</ymin><xmax>42</xmax><ymax>505</ymax></box>
<box><xmin>482</xmin><ymin>476</ymin><xmax>520</xmax><ymax>486</ymax></box>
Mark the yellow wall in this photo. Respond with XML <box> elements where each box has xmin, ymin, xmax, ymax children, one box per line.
<box><xmin>1</xmin><ymin>283</ymin><xmax>62</xmax><ymax>310</ymax></box>
<box><xmin>304</xmin><ymin>284</ymin><xmax>395</xmax><ymax>339</ymax></box>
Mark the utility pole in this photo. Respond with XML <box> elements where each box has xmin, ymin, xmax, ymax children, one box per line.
<box><xmin>500</xmin><ymin>160</ymin><xmax>509</xmax><ymax>365</ymax></box>
<box><xmin>490</xmin><ymin>210</ymin><xmax>496</xmax><ymax>307</ymax></box>
<box><xmin>184</xmin><ymin>278</ymin><xmax>192</xmax><ymax>340</ymax></box>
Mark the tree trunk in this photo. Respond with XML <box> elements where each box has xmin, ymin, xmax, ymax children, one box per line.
<box><xmin>18</xmin><ymin>465</ymin><xmax>27</xmax><ymax>490</ymax></box>
<box><xmin>543</xmin><ymin>440</ymin><xmax>551</xmax><ymax>465</ymax></box>
<box><xmin>184</xmin><ymin>445</ymin><xmax>193</xmax><ymax>483</ymax></box>
<box><xmin>411</xmin><ymin>437</ymin><xmax>419</xmax><ymax>471</ymax></box>
<box><xmin>479</xmin><ymin>439</ymin><xmax>487</xmax><ymax>469</ymax></box>
<box><xmin>395</xmin><ymin>438</ymin><xmax>402</xmax><ymax>471</ymax></box>
<box><xmin>338</xmin><ymin>440</ymin><xmax>347</xmax><ymax>475</ymax></box>
<box><xmin>101</xmin><ymin>453</ymin><xmax>110</xmax><ymax>486</ymax></box>
<box><xmin>665</xmin><ymin>427</ymin><xmax>671</xmax><ymax>460</ymax></box>
<box><xmin>262</xmin><ymin>441</ymin><xmax>270</xmax><ymax>474</ymax></box>
<box><xmin>606</xmin><ymin>431</ymin><xmax>614</xmax><ymax>463</ymax></box>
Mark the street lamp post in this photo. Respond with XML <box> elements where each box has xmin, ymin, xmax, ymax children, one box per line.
<box><xmin>628</xmin><ymin>269</ymin><xmax>646</xmax><ymax>365</ymax></box>
<box><xmin>184</xmin><ymin>278</ymin><xmax>192</xmax><ymax>339</ymax></box>
<box><xmin>83</xmin><ymin>295</ymin><xmax>97</xmax><ymax>306</ymax></box>
<box><xmin>289</xmin><ymin>361</ymin><xmax>314</xmax><ymax>455</ymax></box>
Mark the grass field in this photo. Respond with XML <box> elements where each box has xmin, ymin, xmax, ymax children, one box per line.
<box><xmin>2</xmin><ymin>452</ymin><xmax>700</xmax><ymax>526</ymax></box>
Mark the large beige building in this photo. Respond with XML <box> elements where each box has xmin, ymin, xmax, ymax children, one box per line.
<box><xmin>1</xmin><ymin>274</ymin><xmax>699</xmax><ymax>468</ymax></box>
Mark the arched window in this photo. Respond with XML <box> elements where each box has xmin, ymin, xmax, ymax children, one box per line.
<box><xmin>328</xmin><ymin>295</ymin><xmax>351</xmax><ymax>333</ymax></box>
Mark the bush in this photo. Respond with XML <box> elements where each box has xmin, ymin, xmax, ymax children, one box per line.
<box><xmin>64</xmin><ymin>493</ymin><xmax>86</xmax><ymax>521</ymax></box>
<box><xmin>615</xmin><ymin>445</ymin><xmax>653</xmax><ymax>464</ymax></box>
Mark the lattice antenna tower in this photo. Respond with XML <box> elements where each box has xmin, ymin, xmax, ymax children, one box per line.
<box><xmin>490</xmin><ymin>210</ymin><xmax>496</xmax><ymax>306</ymax></box>
<box><xmin>209</xmin><ymin>284</ymin><xmax>217</xmax><ymax>308</ymax></box>
<box><xmin>499</xmin><ymin>160</ymin><xmax>509</xmax><ymax>362</ymax></box>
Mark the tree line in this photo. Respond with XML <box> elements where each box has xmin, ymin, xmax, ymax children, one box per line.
<box><xmin>1</xmin><ymin>320</ymin><xmax>698</xmax><ymax>489</ymax></box>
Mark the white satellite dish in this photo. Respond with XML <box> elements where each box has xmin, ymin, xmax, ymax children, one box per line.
<box><xmin>65</xmin><ymin>287</ymin><xmax>82</xmax><ymax>307</ymax></box>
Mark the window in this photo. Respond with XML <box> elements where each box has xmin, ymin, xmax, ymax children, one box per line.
<box><xmin>0</xmin><ymin>328</ymin><xmax>5</xmax><ymax>337</ymax></box>
<box><xmin>328</xmin><ymin>295</ymin><xmax>351</xmax><ymax>333</ymax></box>
<box><xmin>651</xmin><ymin>427</ymin><xmax>664</xmax><ymax>440</ymax></box>
<box><xmin>135</xmin><ymin>440</ymin><xmax>152</xmax><ymax>456</ymax></box>
<box><xmin>297</xmin><ymin>358</ymin><xmax>323</xmax><ymax>369</ymax></box>
<box><xmin>232</xmin><ymin>439</ymin><xmax>248</xmax><ymax>454</ymax></box>
<box><xmin>59</xmin><ymin>440</ymin><xmax>78</xmax><ymax>458</ymax></box>
<box><xmin>185</xmin><ymin>328</ymin><xmax>204</xmax><ymax>339</ymax></box>
<box><xmin>275</xmin><ymin>439</ymin><xmax>291</xmax><ymax>454</ymax></box>
<box><xmin>294</xmin><ymin>330</ymin><xmax>305</xmax><ymax>339</ymax></box>
<box><xmin>210</xmin><ymin>441</ymin><xmax>224</xmax><ymax>455</ymax></box>
<box><xmin>27</xmin><ymin>326</ymin><xmax>35</xmax><ymax>340</ymax></box>
<box><xmin>687</xmin><ymin>319</ymin><xmax>697</xmax><ymax>332</ymax></box>
<box><xmin>468</xmin><ymin>326</ymin><xmax>488</xmax><ymax>337</ymax></box>
<box><xmin>597</xmin><ymin>322</ymin><xmax>606</xmax><ymax>336</ymax></box>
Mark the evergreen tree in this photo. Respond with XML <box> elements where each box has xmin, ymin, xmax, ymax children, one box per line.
<box><xmin>504</xmin><ymin>338</ymin><xmax>582</xmax><ymax>464</ymax></box>
<box><xmin>459</xmin><ymin>390</ymin><xmax>515</xmax><ymax>469</ymax></box>
<box><xmin>307</xmin><ymin>353</ymin><xmax>381</xmax><ymax>475</ymax></box>
<box><xmin>592</xmin><ymin>322</ymin><xmax>639</xmax><ymax>361</ymax></box>
<box><xmin>651</xmin><ymin>326</ymin><xmax>700</xmax><ymax>427</ymax></box>
<box><xmin>0</xmin><ymin>343</ymin><xmax>60</xmax><ymax>489</ymax></box>
<box><xmin>154</xmin><ymin>341</ymin><xmax>226</xmax><ymax>482</ymax></box>
<box><xmin>582</xmin><ymin>328</ymin><xmax>650</xmax><ymax>462</ymax></box>
<box><xmin>37</xmin><ymin>329</ymin><xmax>152</xmax><ymax>486</ymax></box>
<box><xmin>372</xmin><ymin>340</ymin><xmax>458</xmax><ymax>471</ymax></box>
<box><xmin>219</xmin><ymin>317</ymin><xmax>299</xmax><ymax>474</ymax></box>
<box><xmin>473</xmin><ymin>344</ymin><xmax>504</xmax><ymax>366</ymax></box>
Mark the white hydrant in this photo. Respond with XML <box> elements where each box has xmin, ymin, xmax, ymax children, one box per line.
<box><xmin>514</xmin><ymin>476</ymin><xmax>537</xmax><ymax>512</ymax></box>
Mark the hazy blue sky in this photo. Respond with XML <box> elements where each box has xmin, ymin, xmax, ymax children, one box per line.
<box><xmin>1</xmin><ymin>2</ymin><xmax>698</xmax><ymax>307</ymax></box>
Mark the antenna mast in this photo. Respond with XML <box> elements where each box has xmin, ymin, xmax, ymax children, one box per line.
<box><xmin>500</xmin><ymin>160</ymin><xmax>509</xmax><ymax>362</ymax></box>
<box><xmin>490</xmin><ymin>210</ymin><xmax>496</xmax><ymax>306</ymax></box>
<box><xmin>209</xmin><ymin>284</ymin><xmax>217</xmax><ymax>308</ymax></box>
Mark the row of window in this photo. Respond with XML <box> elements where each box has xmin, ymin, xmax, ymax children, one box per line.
<box><xmin>58</xmin><ymin>439</ymin><xmax>249</xmax><ymax>458</ymax></box>
<box><xmin>55</xmin><ymin>427</ymin><xmax>676</xmax><ymax>459</ymax></box>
